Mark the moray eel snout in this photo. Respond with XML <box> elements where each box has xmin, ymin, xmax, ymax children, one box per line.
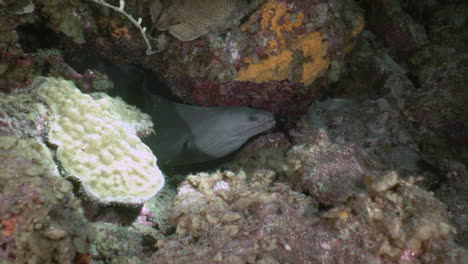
<box><xmin>190</xmin><ymin>107</ymin><xmax>275</xmax><ymax>160</ymax></box>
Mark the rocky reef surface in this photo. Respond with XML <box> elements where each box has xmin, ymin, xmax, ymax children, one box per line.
<box><xmin>0</xmin><ymin>0</ymin><xmax>467</xmax><ymax>263</ymax></box>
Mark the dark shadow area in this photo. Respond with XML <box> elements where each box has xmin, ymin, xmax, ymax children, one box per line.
<box><xmin>81</xmin><ymin>200</ymin><xmax>142</xmax><ymax>226</ymax></box>
<box><xmin>17</xmin><ymin>22</ymin><xmax>60</xmax><ymax>53</ymax></box>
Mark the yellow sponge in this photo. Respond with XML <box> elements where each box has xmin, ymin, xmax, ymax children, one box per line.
<box><xmin>37</xmin><ymin>77</ymin><xmax>164</xmax><ymax>204</ymax></box>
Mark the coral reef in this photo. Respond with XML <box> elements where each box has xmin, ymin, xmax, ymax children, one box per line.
<box><xmin>229</xmin><ymin>132</ymin><xmax>291</xmax><ymax>175</ymax></box>
<box><xmin>151</xmin><ymin>0</ymin><xmax>253</xmax><ymax>41</ymax></box>
<box><xmin>0</xmin><ymin>136</ymin><xmax>58</xmax><ymax>183</ymax></box>
<box><xmin>90</xmin><ymin>223</ymin><xmax>154</xmax><ymax>264</ymax></box>
<box><xmin>37</xmin><ymin>77</ymin><xmax>164</xmax><ymax>204</ymax></box>
<box><xmin>303</xmin><ymin>97</ymin><xmax>420</xmax><ymax>177</ymax></box>
<box><xmin>0</xmin><ymin>0</ymin><xmax>98</xmax><ymax>90</ymax></box>
<box><xmin>152</xmin><ymin>170</ymin><xmax>465</xmax><ymax>263</ymax></box>
<box><xmin>0</xmin><ymin>137</ymin><xmax>92</xmax><ymax>263</ymax></box>
<box><xmin>285</xmin><ymin>129</ymin><xmax>367</xmax><ymax>204</ymax></box>
<box><xmin>40</xmin><ymin>0</ymin><xmax>95</xmax><ymax>45</ymax></box>
<box><xmin>90</xmin><ymin>0</ymin><xmax>158</xmax><ymax>55</ymax></box>
<box><xmin>0</xmin><ymin>0</ymin><xmax>466</xmax><ymax>262</ymax></box>
<box><xmin>0</xmin><ymin>89</ymin><xmax>49</xmax><ymax>138</ymax></box>
<box><xmin>364</xmin><ymin>0</ymin><xmax>428</xmax><ymax>53</ymax></box>
<box><xmin>236</xmin><ymin>1</ymin><xmax>330</xmax><ymax>85</ymax></box>
<box><xmin>0</xmin><ymin>0</ymin><xmax>35</xmax><ymax>15</ymax></box>
<box><xmin>137</xmin><ymin>0</ymin><xmax>365</xmax><ymax>118</ymax></box>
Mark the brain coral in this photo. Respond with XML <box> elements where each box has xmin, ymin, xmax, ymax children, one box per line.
<box><xmin>37</xmin><ymin>77</ymin><xmax>164</xmax><ymax>204</ymax></box>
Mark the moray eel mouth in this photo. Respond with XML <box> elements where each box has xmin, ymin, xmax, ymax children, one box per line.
<box><xmin>237</xmin><ymin>115</ymin><xmax>276</xmax><ymax>139</ymax></box>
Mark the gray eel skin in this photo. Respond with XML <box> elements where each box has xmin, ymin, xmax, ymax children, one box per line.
<box><xmin>71</xmin><ymin>57</ymin><xmax>276</xmax><ymax>165</ymax></box>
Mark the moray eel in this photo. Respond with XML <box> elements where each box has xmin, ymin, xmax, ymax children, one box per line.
<box><xmin>71</xmin><ymin>57</ymin><xmax>275</xmax><ymax>165</ymax></box>
<box><xmin>142</xmin><ymin>86</ymin><xmax>275</xmax><ymax>165</ymax></box>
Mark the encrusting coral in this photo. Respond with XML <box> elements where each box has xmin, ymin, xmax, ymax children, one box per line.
<box><xmin>37</xmin><ymin>77</ymin><xmax>164</xmax><ymax>204</ymax></box>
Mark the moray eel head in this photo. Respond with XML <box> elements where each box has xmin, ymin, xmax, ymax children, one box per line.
<box><xmin>181</xmin><ymin>106</ymin><xmax>275</xmax><ymax>162</ymax></box>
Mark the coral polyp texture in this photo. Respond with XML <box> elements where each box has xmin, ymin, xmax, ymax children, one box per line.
<box><xmin>37</xmin><ymin>77</ymin><xmax>164</xmax><ymax>204</ymax></box>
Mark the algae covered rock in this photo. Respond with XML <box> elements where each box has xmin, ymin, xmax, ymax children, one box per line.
<box><xmin>37</xmin><ymin>77</ymin><xmax>164</xmax><ymax>204</ymax></box>
<box><xmin>0</xmin><ymin>90</ymin><xmax>49</xmax><ymax>138</ymax></box>
<box><xmin>0</xmin><ymin>137</ymin><xmax>92</xmax><ymax>264</ymax></box>
<box><xmin>150</xmin><ymin>0</ymin><xmax>254</xmax><ymax>41</ymax></box>
<box><xmin>285</xmin><ymin>129</ymin><xmax>368</xmax><ymax>204</ymax></box>
<box><xmin>152</xmin><ymin>169</ymin><xmax>465</xmax><ymax>264</ymax></box>
<box><xmin>0</xmin><ymin>0</ymin><xmax>35</xmax><ymax>15</ymax></box>
<box><xmin>0</xmin><ymin>136</ymin><xmax>59</xmax><ymax>189</ymax></box>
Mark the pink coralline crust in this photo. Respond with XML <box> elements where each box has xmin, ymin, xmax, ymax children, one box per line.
<box><xmin>190</xmin><ymin>80</ymin><xmax>322</xmax><ymax>118</ymax></box>
<box><xmin>156</xmin><ymin>68</ymin><xmax>328</xmax><ymax>118</ymax></box>
<box><xmin>136</xmin><ymin>205</ymin><xmax>156</xmax><ymax>227</ymax></box>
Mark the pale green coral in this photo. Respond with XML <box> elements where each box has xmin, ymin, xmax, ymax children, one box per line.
<box><xmin>37</xmin><ymin>77</ymin><xmax>164</xmax><ymax>204</ymax></box>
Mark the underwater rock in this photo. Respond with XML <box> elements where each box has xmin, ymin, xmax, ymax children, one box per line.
<box><xmin>402</xmin><ymin>3</ymin><xmax>468</xmax><ymax>245</ymax></box>
<box><xmin>0</xmin><ymin>0</ymin><xmax>35</xmax><ymax>15</ymax></box>
<box><xmin>0</xmin><ymin>11</ymin><xmax>34</xmax><ymax>90</ymax></box>
<box><xmin>150</xmin><ymin>0</ymin><xmax>254</xmax><ymax>41</ymax></box>
<box><xmin>40</xmin><ymin>0</ymin><xmax>94</xmax><ymax>45</ymax></box>
<box><xmin>0</xmin><ymin>89</ymin><xmax>49</xmax><ymax>138</ymax></box>
<box><xmin>229</xmin><ymin>132</ymin><xmax>291</xmax><ymax>175</ymax></box>
<box><xmin>364</xmin><ymin>0</ymin><xmax>427</xmax><ymax>53</ymax></box>
<box><xmin>404</xmin><ymin>3</ymin><xmax>468</xmax><ymax>165</ymax></box>
<box><xmin>90</xmin><ymin>223</ymin><xmax>156</xmax><ymax>264</ymax></box>
<box><xmin>0</xmin><ymin>137</ymin><xmax>92</xmax><ymax>263</ymax></box>
<box><xmin>152</xmin><ymin>170</ymin><xmax>466</xmax><ymax>263</ymax></box>
<box><xmin>303</xmin><ymin>97</ymin><xmax>421</xmax><ymax>177</ymax></box>
<box><xmin>141</xmin><ymin>0</ymin><xmax>365</xmax><ymax>118</ymax></box>
<box><xmin>330</xmin><ymin>30</ymin><xmax>415</xmax><ymax>101</ymax></box>
<box><xmin>285</xmin><ymin>129</ymin><xmax>368</xmax><ymax>204</ymax></box>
